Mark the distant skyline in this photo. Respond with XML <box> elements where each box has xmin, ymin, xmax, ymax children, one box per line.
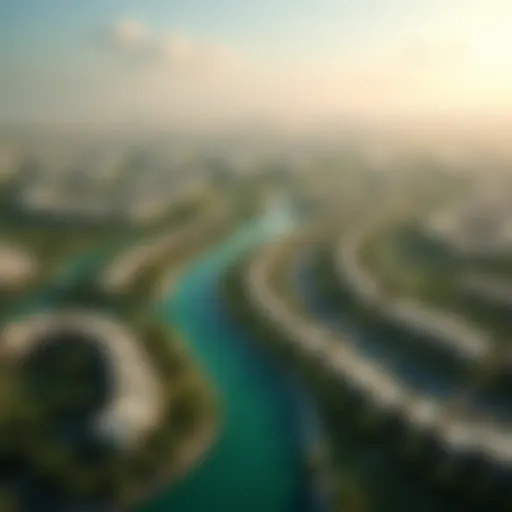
<box><xmin>2</xmin><ymin>1</ymin><xmax>512</xmax><ymax>131</ymax></box>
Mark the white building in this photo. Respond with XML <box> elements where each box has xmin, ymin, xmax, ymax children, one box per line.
<box><xmin>0</xmin><ymin>243</ymin><xmax>38</xmax><ymax>290</ymax></box>
<box><xmin>1</xmin><ymin>311</ymin><xmax>163</xmax><ymax>449</ymax></box>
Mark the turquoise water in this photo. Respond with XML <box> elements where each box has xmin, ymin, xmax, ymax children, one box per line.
<box><xmin>141</xmin><ymin>214</ymin><xmax>315</xmax><ymax>512</ymax></box>
<box><xmin>10</xmin><ymin>206</ymin><xmax>318</xmax><ymax>512</ymax></box>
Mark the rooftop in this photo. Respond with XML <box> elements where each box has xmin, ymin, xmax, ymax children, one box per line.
<box><xmin>1</xmin><ymin>310</ymin><xmax>163</xmax><ymax>449</ymax></box>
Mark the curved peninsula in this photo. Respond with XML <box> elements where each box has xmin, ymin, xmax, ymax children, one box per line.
<box><xmin>321</xmin><ymin>206</ymin><xmax>512</xmax><ymax>396</ymax></box>
<box><xmin>0</xmin><ymin>309</ymin><xmax>218</xmax><ymax>509</ymax></box>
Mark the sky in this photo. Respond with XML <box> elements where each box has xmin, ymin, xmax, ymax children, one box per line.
<box><xmin>1</xmin><ymin>0</ymin><xmax>512</xmax><ymax>131</ymax></box>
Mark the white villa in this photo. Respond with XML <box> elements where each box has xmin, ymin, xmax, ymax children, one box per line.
<box><xmin>424</xmin><ymin>178</ymin><xmax>512</xmax><ymax>259</ymax></box>
<box><xmin>0</xmin><ymin>243</ymin><xmax>38</xmax><ymax>291</ymax></box>
<box><xmin>1</xmin><ymin>310</ymin><xmax>163</xmax><ymax>449</ymax></box>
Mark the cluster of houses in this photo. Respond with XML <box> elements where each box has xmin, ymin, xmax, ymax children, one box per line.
<box><xmin>3</xmin><ymin>148</ymin><xmax>202</xmax><ymax>227</ymax></box>
<box><xmin>424</xmin><ymin>177</ymin><xmax>512</xmax><ymax>260</ymax></box>
<box><xmin>0</xmin><ymin>243</ymin><xmax>38</xmax><ymax>292</ymax></box>
<box><xmin>244</xmin><ymin>230</ymin><xmax>512</xmax><ymax>493</ymax></box>
<box><xmin>335</xmin><ymin>220</ymin><xmax>490</xmax><ymax>364</ymax></box>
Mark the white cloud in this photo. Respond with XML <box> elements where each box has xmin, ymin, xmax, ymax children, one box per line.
<box><xmin>25</xmin><ymin>8</ymin><xmax>512</xmax><ymax>131</ymax></box>
<box><xmin>163</xmin><ymin>35</ymin><xmax>197</xmax><ymax>63</ymax></box>
<box><xmin>106</xmin><ymin>18</ymin><xmax>239</xmax><ymax>76</ymax></box>
<box><xmin>161</xmin><ymin>35</ymin><xmax>239</xmax><ymax>75</ymax></box>
<box><xmin>111</xmin><ymin>18</ymin><xmax>150</xmax><ymax>49</ymax></box>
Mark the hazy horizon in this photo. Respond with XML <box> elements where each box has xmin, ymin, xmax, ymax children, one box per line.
<box><xmin>2</xmin><ymin>1</ymin><xmax>512</xmax><ymax>134</ymax></box>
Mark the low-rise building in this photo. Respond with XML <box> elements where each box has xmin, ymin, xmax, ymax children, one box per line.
<box><xmin>1</xmin><ymin>311</ymin><xmax>163</xmax><ymax>450</ymax></box>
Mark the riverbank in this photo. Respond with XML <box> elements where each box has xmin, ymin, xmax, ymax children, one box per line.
<box><xmin>223</xmin><ymin>232</ymin><xmax>512</xmax><ymax>510</ymax></box>
<box><xmin>0</xmin><ymin>211</ymin><xmax>232</xmax><ymax>510</ymax></box>
<box><xmin>118</xmin><ymin>210</ymin><xmax>235</xmax><ymax>508</ymax></box>
<box><xmin>0</xmin><ymin>310</ymin><xmax>221</xmax><ymax>511</ymax></box>
<box><xmin>221</xmin><ymin>251</ymin><xmax>343</xmax><ymax>512</ymax></box>
<box><xmin>123</xmin><ymin>388</ymin><xmax>219</xmax><ymax>509</ymax></box>
<box><xmin>141</xmin><ymin>212</ymin><xmax>322</xmax><ymax>512</ymax></box>
<box><xmin>0</xmin><ymin>200</ymin><xmax>326</xmax><ymax>512</ymax></box>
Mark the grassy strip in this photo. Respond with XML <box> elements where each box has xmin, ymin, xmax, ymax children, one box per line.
<box><xmin>326</xmin><ymin>224</ymin><xmax>512</xmax><ymax>396</ymax></box>
<box><xmin>319</xmin><ymin>231</ymin><xmax>484</xmax><ymax>376</ymax></box>
<box><xmin>360</xmin><ymin>223</ymin><xmax>512</xmax><ymax>343</ymax></box>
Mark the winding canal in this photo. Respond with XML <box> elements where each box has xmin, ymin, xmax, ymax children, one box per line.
<box><xmin>141</xmin><ymin>208</ymin><xmax>322</xmax><ymax>512</ymax></box>
<box><xmin>10</xmin><ymin>205</ymin><xmax>323</xmax><ymax>511</ymax></box>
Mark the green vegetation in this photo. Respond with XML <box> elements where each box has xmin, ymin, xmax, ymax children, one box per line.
<box><xmin>221</xmin><ymin>257</ymin><xmax>372</xmax><ymax>511</ymax></box>
<box><xmin>126</xmin><ymin>217</ymin><xmax>233</xmax><ymax>306</ymax></box>
<box><xmin>0</xmin><ymin>188</ymin><xmax>230</xmax><ymax>508</ymax></box>
<box><xmin>0</xmin><ymin>316</ymin><xmax>218</xmax><ymax>508</ymax></box>
<box><xmin>0</xmin><ymin>189</ymin><xmax>213</xmax><ymax>284</ymax></box>
<box><xmin>221</xmin><ymin>247</ymin><xmax>483</xmax><ymax>512</ymax></box>
<box><xmin>360</xmin><ymin>222</ymin><xmax>512</xmax><ymax>346</ymax></box>
<box><xmin>360</xmin><ymin>224</ymin><xmax>458</xmax><ymax>303</ymax></box>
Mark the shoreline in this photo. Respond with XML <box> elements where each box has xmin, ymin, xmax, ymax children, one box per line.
<box><xmin>140</xmin><ymin>208</ymin><xmax>329</xmax><ymax>512</ymax></box>
<box><xmin>221</xmin><ymin>259</ymin><xmax>336</xmax><ymax>512</ymax></box>
<box><xmin>125</xmin><ymin>225</ymin><xmax>232</xmax><ymax>509</ymax></box>
<box><xmin>6</xmin><ymin>221</ymin><xmax>229</xmax><ymax>512</ymax></box>
<box><xmin>126</xmin><ymin>414</ymin><xmax>221</xmax><ymax>510</ymax></box>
